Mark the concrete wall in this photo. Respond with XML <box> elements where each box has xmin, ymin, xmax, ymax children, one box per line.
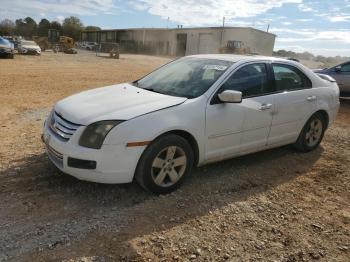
<box><xmin>175</xmin><ymin>28</ymin><xmax>275</xmax><ymax>56</ymax></box>
<box><xmin>81</xmin><ymin>27</ymin><xmax>276</xmax><ymax>56</ymax></box>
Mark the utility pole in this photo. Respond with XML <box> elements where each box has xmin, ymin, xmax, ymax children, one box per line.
<box><xmin>267</xmin><ymin>24</ymin><xmax>270</xmax><ymax>33</ymax></box>
<box><xmin>221</xmin><ymin>16</ymin><xmax>225</xmax><ymax>45</ymax></box>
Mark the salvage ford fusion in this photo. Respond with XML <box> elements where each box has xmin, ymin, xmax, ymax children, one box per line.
<box><xmin>43</xmin><ymin>55</ymin><xmax>340</xmax><ymax>194</ymax></box>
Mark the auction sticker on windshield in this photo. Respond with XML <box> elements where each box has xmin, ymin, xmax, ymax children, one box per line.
<box><xmin>202</xmin><ymin>65</ymin><xmax>228</xmax><ymax>71</ymax></box>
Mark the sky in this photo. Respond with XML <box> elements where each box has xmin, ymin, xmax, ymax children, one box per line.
<box><xmin>1</xmin><ymin>0</ymin><xmax>350</xmax><ymax>56</ymax></box>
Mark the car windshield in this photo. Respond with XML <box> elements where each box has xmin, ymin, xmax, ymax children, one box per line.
<box><xmin>135</xmin><ymin>58</ymin><xmax>234</xmax><ymax>98</ymax></box>
<box><xmin>0</xmin><ymin>37</ymin><xmax>11</xmax><ymax>46</ymax></box>
<box><xmin>21</xmin><ymin>41</ymin><xmax>36</xmax><ymax>46</ymax></box>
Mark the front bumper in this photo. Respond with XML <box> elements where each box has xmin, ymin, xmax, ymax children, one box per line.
<box><xmin>0</xmin><ymin>48</ymin><xmax>14</xmax><ymax>55</ymax></box>
<box><xmin>21</xmin><ymin>49</ymin><xmax>41</xmax><ymax>55</ymax></box>
<box><xmin>42</xmin><ymin>121</ymin><xmax>145</xmax><ymax>184</ymax></box>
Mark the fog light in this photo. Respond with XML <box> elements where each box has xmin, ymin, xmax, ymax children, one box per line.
<box><xmin>67</xmin><ymin>157</ymin><xmax>96</xmax><ymax>169</ymax></box>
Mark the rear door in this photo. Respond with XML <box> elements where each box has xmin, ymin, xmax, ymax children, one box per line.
<box><xmin>268</xmin><ymin>63</ymin><xmax>316</xmax><ymax>146</ymax></box>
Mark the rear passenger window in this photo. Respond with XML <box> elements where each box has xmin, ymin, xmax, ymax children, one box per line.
<box><xmin>221</xmin><ymin>63</ymin><xmax>271</xmax><ymax>98</ymax></box>
<box><xmin>272</xmin><ymin>64</ymin><xmax>312</xmax><ymax>91</ymax></box>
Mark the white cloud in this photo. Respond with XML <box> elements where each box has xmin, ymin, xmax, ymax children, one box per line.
<box><xmin>56</xmin><ymin>16</ymin><xmax>65</xmax><ymax>23</ymax></box>
<box><xmin>328</xmin><ymin>15</ymin><xmax>350</xmax><ymax>22</ymax></box>
<box><xmin>295</xmin><ymin>18</ymin><xmax>312</xmax><ymax>22</ymax></box>
<box><xmin>131</xmin><ymin>0</ymin><xmax>302</xmax><ymax>26</ymax></box>
<box><xmin>316</xmin><ymin>30</ymin><xmax>350</xmax><ymax>43</ymax></box>
<box><xmin>298</xmin><ymin>3</ymin><xmax>314</xmax><ymax>12</ymax></box>
<box><xmin>0</xmin><ymin>0</ymin><xmax>117</xmax><ymax>21</ymax></box>
<box><xmin>270</xmin><ymin>28</ymin><xmax>314</xmax><ymax>36</ymax></box>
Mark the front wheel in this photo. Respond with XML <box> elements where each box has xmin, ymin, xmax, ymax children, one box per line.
<box><xmin>135</xmin><ymin>134</ymin><xmax>194</xmax><ymax>194</ymax></box>
<box><xmin>294</xmin><ymin>113</ymin><xmax>326</xmax><ymax>152</ymax></box>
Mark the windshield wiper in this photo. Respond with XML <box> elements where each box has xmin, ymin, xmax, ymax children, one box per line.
<box><xmin>143</xmin><ymin>88</ymin><xmax>164</xmax><ymax>95</ymax></box>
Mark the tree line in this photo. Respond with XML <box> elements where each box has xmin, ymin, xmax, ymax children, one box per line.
<box><xmin>0</xmin><ymin>16</ymin><xmax>101</xmax><ymax>41</ymax></box>
<box><xmin>273</xmin><ymin>49</ymin><xmax>350</xmax><ymax>67</ymax></box>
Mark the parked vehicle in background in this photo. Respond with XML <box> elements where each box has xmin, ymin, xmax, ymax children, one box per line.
<box><xmin>0</xmin><ymin>37</ymin><xmax>15</xmax><ymax>58</ymax></box>
<box><xmin>85</xmin><ymin>42</ymin><xmax>98</xmax><ymax>51</ymax></box>
<box><xmin>315</xmin><ymin>61</ymin><xmax>350</xmax><ymax>97</ymax></box>
<box><xmin>3</xmin><ymin>36</ymin><xmax>18</xmax><ymax>50</ymax></box>
<box><xmin>18</xmin><ymin>40</ymin><xmax>41</xmax><ymax>55</ymax></box>
<box><xmin>42</xmin><ymin>55</ymin><xmax>340</xmax><ymax>194</ymax></box>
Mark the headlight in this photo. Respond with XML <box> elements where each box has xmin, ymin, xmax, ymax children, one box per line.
<box><xmin>79</xmin><ymin>120</ymin><xmax>124</xmax><ymax>149</ymax></box>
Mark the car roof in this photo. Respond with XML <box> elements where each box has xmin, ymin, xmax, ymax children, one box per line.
<box><xmin>186</xmin><ymin>54</ymin><xmax>291</xmax><ymax>64</ymax></box>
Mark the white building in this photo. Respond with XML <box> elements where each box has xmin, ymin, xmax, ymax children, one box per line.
<box><xmin>81</xmin><ymin>27</ymin><xmax>276</xmax><ymax>56</ymax></box>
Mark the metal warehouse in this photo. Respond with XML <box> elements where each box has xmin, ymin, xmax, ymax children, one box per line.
<box><xmin>81</xmin><ymin>27</ymin><xmax>276</xmax><ymax>56</ymax></box>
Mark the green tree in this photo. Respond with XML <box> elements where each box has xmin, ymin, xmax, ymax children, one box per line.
<box><xmin>24</xmin><ymin>17</ymin><xmax>37</xmax><ymax>37</ymax></box>
<box><xmin>62</xmin><ymin>16</ymin><xmax>84</xmax><ymax>40</ymax></box>
<box><xmin>85</xmin><ymin>26</ymin><xmax>101</xmax><ymax>31</ymax></box>
<box><xmin>15</xmin><ymin>19</ymin><xmax>26</xmax><ymax>36</ymax></box>
<box><xmin>50</xmin><ymin>21</ymin><xmax>62</xmax><ymax>32</ymax></box>
<box><xmin>15</xmin><ymin>17</ymin><xmax>37</xmax><ymax>38</ymax></box>
<box><xmin>0</xmin><ymin>19</ymin><xmax>15</xmax><ymax>35</ymax></box>
<box><xmin>38</xmin><ymin>18</ymin><xmax>50</xmax><ymax>36</ymax></box>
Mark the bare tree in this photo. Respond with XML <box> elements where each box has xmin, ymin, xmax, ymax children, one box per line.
<box><xmin>0</xmin><ymin>19</ymin><xmax>15</xmax><ymax>35</ymax></box>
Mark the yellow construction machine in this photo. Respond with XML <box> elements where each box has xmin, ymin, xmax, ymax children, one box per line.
<box><xmin>219</xmin><ymin>40</ymin><xmax>251</xmax><ymax>54</ymax></box>
<box><xmin>34</xmin><ymin>29</ymin><xmax>77</xmax><ymax>54</ymax></box>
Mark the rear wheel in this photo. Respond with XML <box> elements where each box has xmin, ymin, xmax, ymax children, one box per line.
<box><xmin>294</xmin><ymin>113</ymin><xmax>326</xmax><ymax>152</ymax></box>
<box><xmin>135</xmin><ymin>134</ymin><xmax>194</xmax><ymax>194</ymax></box>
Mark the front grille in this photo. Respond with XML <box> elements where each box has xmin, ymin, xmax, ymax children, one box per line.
<box><xmin>46</xmin><ymin>144</ymin><xmax>63</xmax><ymax>168</ymax></box>
<box><xmin>49</xmin><ymin>112</ymin><xmax>81</xmax><ymax>141</ymax></box>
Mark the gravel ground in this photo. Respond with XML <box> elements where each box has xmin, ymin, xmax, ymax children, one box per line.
<box><xmin>0</xmin><ymin>51</ymin><xmax>349</xmax><ymax>261</ymax></box>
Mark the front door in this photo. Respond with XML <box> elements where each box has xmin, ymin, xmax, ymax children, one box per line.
<box><xmin>329</xmin><ymin>62</ymin><xmax>350</xmax><ymax>95</ymax></box>
<box><xmin>205</xmin><ymin>62</ymin><xmax>274</xmax><ymax>161</ymax></box>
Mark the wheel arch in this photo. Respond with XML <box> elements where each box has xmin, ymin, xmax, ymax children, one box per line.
<box><xmin>152</xmin><ymin>130</ymin><xmax>200</xmax><ymax>167</ymax></box>
<box><xmin>314</xmin><ymin>109</ymin><xmax>329</xmax><ymax>129</ymax></box>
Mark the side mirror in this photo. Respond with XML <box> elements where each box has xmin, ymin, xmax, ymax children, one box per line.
<box><xmin>335</xmin><ymin>66</ymin><xmax>342</xmax><ymax>72</ymax></box>
<box><xmin>218</xmin><ymin>90</ymin><xmax>242</xmax><ymax>103</ymax></box>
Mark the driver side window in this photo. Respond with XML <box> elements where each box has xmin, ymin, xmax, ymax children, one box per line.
<box><xmin>221</xmin><ymin>63</ymin><xmax>270</xmax><ymax>98</ymax></box>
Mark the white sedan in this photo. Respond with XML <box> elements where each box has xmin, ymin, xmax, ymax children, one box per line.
<box><xmin>42</xmin><ymin>55</ymin><xmax>340</xmax><ymax>194</ymax></box>
<box><xmin>18</xmin><ymin>40</ymin><xmax>41</xmax><ymax>55</ymax></box>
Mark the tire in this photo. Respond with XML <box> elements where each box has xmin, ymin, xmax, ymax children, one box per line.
<box><xmin>294</xmin><ymin>113</ymin><xmax>326</xmax><ymax>152</ymax></box>
<box><xmin>135</xmin><ymin>134</ymin><xmax>194</xmax><ymax>194</ymax></box>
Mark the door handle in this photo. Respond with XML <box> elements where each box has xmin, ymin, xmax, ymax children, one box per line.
<box><xmin>259</xmin><ymin>103</ymin><xmax>272</xmax><ymax>110</ymax></box>
<box><xmin>307</xmin><ymin>96</ymin><xmax>316</xmax><ymax>102</ymax></box>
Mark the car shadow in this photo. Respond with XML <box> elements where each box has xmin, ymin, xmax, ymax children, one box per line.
<box><xmin>0</xmin><ymin>143</ymin><xmax>326</xmax><ymax>261</ymax></box>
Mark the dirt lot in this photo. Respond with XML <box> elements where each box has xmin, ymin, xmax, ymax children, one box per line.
<box><xmin>0</xmin><ymin>51</ymin><xmax>349</xmax><ymax>262</ymax></box>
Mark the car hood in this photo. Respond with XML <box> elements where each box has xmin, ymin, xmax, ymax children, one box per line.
<box><xmin>54</xmin><ymin>83</ymin><xmax>187</xmax><ymax>125</ymax></box>
<box><xmin>22</xmin><ymin>45</ymin><xmax>40</xmax><ymax>50</ymax></box>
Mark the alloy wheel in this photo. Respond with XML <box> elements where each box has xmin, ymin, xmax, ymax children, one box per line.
<box><xmin>305</xmin><ymin>118</ymin><xmax>323</xmax><ymax>147</ymax></box>
<box><xmin>151</xmin><ymin>146</ymin><xmax>187</xmax><ymax>187</ymax></box>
